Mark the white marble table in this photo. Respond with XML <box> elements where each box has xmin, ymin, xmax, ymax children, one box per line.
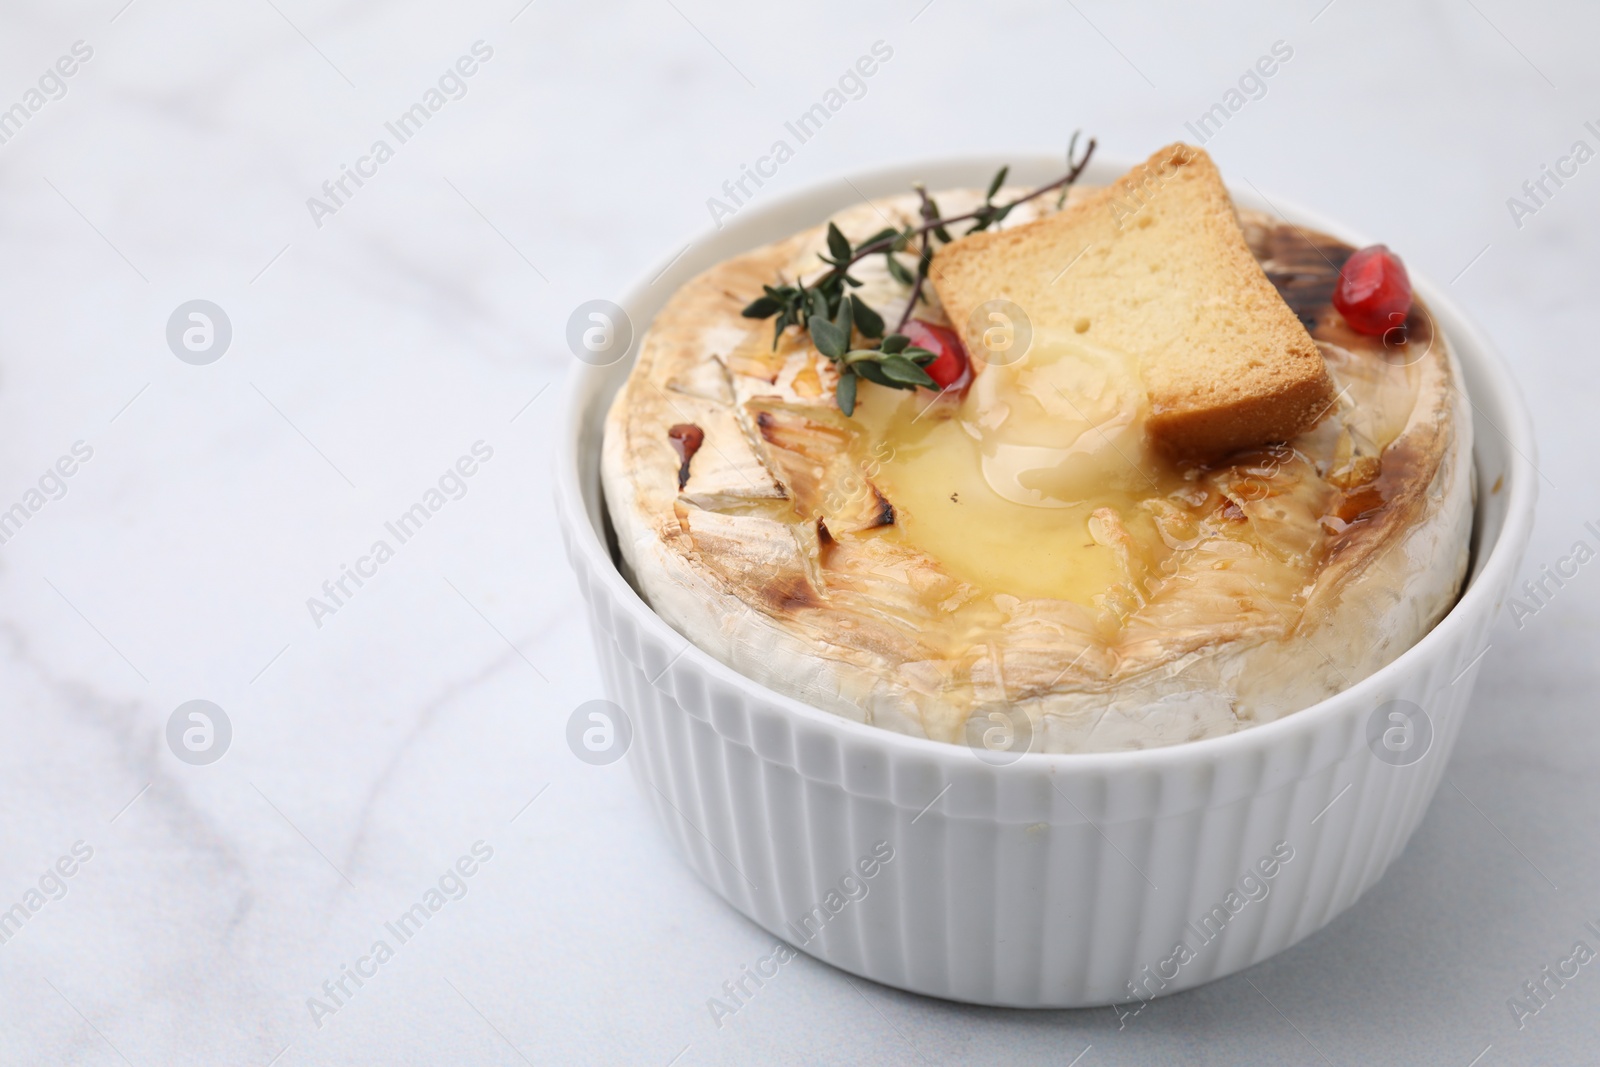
<box><xmin>0</xmin><ymin>1</ymin><xmax>1594</xmax><ymax>1063</ymax></box>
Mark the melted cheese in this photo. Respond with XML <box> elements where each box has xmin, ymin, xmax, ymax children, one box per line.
<box><xmin>854</xmin><ymin>330</ymin><xmax>1195</xmax><ymax>606</ymax></box>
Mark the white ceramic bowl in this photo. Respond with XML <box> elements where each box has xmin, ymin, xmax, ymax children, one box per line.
<box><xmin>556</xmin><ymin>153</ymin><xmax>1537</xmax><ymax>1008</ymax></box>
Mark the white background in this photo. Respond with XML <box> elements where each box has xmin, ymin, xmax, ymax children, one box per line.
<box><xmin>0</xmin><ymin>1</ymin><xmax>1594</xmax><ymax>1064</ymax></box>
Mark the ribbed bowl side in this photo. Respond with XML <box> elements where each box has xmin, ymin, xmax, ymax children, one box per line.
<box><xmin>566</xmin><ymin>521</ymin><xmax>1513</xmax><ymax>1007</ymax></box>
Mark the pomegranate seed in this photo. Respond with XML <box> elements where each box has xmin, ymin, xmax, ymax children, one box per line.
<box><xmin>903</xmin><ymin>319</ymin><xmax>970</xmax><ymax>390</ymax></box>
<box><xmin>1333</xmin><ymin>244</ymin><xmax>1412</xmax><ymax>337</ymax></box>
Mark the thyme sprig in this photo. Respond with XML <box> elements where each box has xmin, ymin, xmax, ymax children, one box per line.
<box><xmin>740</xmin><ymin>132</ymin><xmax>1097</xmax><ymax>416</ymax></box>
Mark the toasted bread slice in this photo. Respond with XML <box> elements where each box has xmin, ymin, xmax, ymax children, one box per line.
<box><xmin>930</xmin><ymin>143</ymin><xmax>1334</xmax><ymax>459</ymax></box>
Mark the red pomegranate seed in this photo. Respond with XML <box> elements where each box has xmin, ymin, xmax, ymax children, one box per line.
<box><xmin>666</xmin><ymin>423</ymin><xmax>703</xmax><ymax>489</ymax></box>
<box><xmin>902</xmin><ymin>319</ymin><xmax>970</xmax><ymax>390</ymax></box>
<box><xmin>1333</xmin><ymin>244</ymin><xmax>1413</xmax><ymax>337</ymax></box>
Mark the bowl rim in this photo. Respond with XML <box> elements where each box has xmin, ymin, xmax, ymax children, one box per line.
<box><xmin>557</xmin><ymin>151</ymin><xmax>1539</xmax><ymax>773</ymax></box>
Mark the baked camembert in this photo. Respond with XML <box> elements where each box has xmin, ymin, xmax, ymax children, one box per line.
<box><xmin>602</xmin><ymin>144</ymin><xmax>1473</xmax><ymax>753</ymax></box>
